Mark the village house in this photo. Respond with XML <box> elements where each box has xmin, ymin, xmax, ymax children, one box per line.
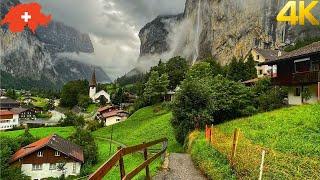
<box><xmin>89</xmin><ymin>69</ymin><xmax>111</xmax><ymax>104</ymax></box>
<box><xmin>9</xmin><ymin>134</ymin><xmax>84</xmax><ymax>180</ymax></box>
<box><xmin>249</xmin><ymin>48</ymin><xmax>285</xmax><ymax>78</ymax></box>
<box><xmin>97</xmin><ymin>106</ymin><xmax>128</xmax><ymax>126</ymax></box>
<box><xmin>259</xmin><ymin>42</ymin><xmax>320</xmax><ymax>105</ymax></box>
<box><xmin>10</xmin><ymin>107</ymin><xmax>36</xmax><ymax>120</ymax></box>
<box><xmin>0</xmin><ymin>110</ymin><xmax>19</xmax><ymax>130</ymax></box>
<box><xmin>0</xmin><ymin>96</ymin><xmax>20</xmax><ymax>110</ymax></box>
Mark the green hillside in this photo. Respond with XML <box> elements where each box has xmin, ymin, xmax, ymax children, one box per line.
<box><xmin>0</xmin><ymin>105</ymin><xmax>180</xmax><ymax>179</ymax></box>
<box><xmin>188</xmin><ymin>104</ymin><xmax>320</xmax><ymax>179</ymax></box>
<box><xmin>0</xmin><ymin>127</ymin><xmax>75</xmax><ymax>138</ymax></box>
<box><xmin>92</xmin><ymin>105</ymin><xmax>183</xmax><ymax>179</ymax></box>
<box><xmin>93</xmin><ymin>105</ymin><xmax>182</xmax><ymax>152</ymax></box>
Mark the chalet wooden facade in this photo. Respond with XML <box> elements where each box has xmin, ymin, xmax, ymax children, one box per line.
<box><xmin>260</xmin><ymin>42</ymin><xmax>320</xmax><ymax>105</ymax></box>
<box><xmin>9</xmin><ymin>134</ymin><xmax>84</xmax><ymax>180</ymax></box>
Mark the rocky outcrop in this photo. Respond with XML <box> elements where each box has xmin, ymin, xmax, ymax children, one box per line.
<box><xmin>139</xmin><ymin>14</ymin><xmax>183</xmax><ymax>57</ymax></box>
<box><xmin>36</xmin><ymin>21</ymin><xmax>94</xmax><ymax>54</ymax></box>
<box><xmin>138</xmin><ymin>0</ymin><xmax>320</xmax><ymax>65</ymax></box>
<box><xmin>0</xmin><ymin>0</ymin><xmax>111</xmax><ymax>89</ymax></box>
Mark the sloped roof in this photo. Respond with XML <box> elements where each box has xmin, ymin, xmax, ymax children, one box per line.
<box><xmin>102</xmin><ymin>110</ymin><xmax>128</xmax><ymax>119</ymax></box>
<box><xmin>260</xmin><ymin>41</ymin><xmax>320</xmax><ymax>65</ymax></box>
<box><xmin>97</xmin><ymin>105</ymin><xmax>113</xmax><ymax>113</ymax></box>
<box><xmin>10</xmin><ymin>107</ymin><xmax>29</xmax><ymax>114</ymax></box>
<box><xmin>90</xmin><ymin>69</ymin><xmax>97</xmax><ymax>87</ymax></box>
<box><xmin>0</xmin><ymin>110</ymin><xmax>14</xmax><ymax>116</ymax></box>
<box><xmin>10</xmin><ymin>134</ymin><xmax>84</xmax><ymax>164</ymax></box>
<box><xmin>253</xmin><ymin>48</ymin><xmax>282</xmax><ymax>61</ymax></box>
<box><xmin>0</xmin><ymin>97</ymin><xmax>19</xmax><ymax>104</ymax></box>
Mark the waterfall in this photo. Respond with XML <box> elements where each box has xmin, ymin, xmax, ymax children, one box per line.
<box><xmin>192</xmin><ymin>0</ymin><xmax>201</xmax><ymax>65</ymax></box>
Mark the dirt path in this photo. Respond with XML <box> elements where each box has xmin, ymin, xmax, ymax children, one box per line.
<box><xmin>153</xmin><ymin>153</ymin><xmax>207</xmax><ymax>180</ymax></box>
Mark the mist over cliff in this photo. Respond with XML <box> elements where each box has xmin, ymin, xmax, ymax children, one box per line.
<box><xmin>0</xmin><ymin>0</ymin><xmax>111</xmax><ymax>89</ymax></box>
<box><xmin>135</xmin><ymin>0</ymin><xmax>320</xmax><ymax>72</ymax></box>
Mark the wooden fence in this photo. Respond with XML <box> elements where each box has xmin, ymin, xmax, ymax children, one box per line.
<box><xmin>205</xmin><ymin>125</ymin><xmax>266</xmax><ymax>178</ymax></box>
<box><xmin>88</xmin><ymin>138</ymin><xmax>168</xmax><ymax>180</ymax></box>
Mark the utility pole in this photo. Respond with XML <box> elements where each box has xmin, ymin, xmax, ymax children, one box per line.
<box><xmin>109</xmin><ymin>125</ymin><xmax>114</xmax><ymax>156</ymax></box>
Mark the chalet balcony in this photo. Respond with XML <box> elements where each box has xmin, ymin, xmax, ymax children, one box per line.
<box><xmin>292</xmin><ymin>71</ymin><xmax>320</xmax><ymax>84</ymax></box>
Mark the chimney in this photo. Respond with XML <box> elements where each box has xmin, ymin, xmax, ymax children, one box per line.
<box><xmin>278</xmin><ymin>51</ymin><xmax>282</xmax><ymax>57</ymax></box>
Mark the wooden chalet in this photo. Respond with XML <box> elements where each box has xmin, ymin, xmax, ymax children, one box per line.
<box><xmin>260</xmin><ymin>42</ymin><xmax>320</xmax><ymax>105</ymax></box>
<box><xmin>9</xmin><ymin>134</ymin><xmax>84</xmax><ymax>179</ymax></box>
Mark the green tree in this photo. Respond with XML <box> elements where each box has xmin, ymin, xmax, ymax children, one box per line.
<box><xmin>172</xmin><ymin>74</ymin><xmax>254</xmax><ymax>144</ymax></box>
<box><xmin>0</xmin><ymin>137</ymin><xmax>29</xmax><ymax>179</ymax></box>
<box><xmin>186</xmin><ymin>62</ymin><xmax>213</xmax><ymax>80</ymax></box>
<box><xmin>5</xmin><ymin>89</ymin><xmax>17</xmax><ymax>99</ymax></box>
<box><xmin>60</xmin><ymin>80</ymin><xmax>89</xmax><ymax>107</ymax></box>
<box><xmin>143</xmin><ymin>71</ymin><xmax>169</xmax><ymax>105</ymax></box>
<box><xmin>203</xmin><ymin>56</ymin><xmax>224</xmax><ymax>77</ymax></box>
<box><xmin>172</xmin><ymin>78</ymin><xmax>212</xmax><ymax>143</ymax></box>
<box><xmin>245</xmin><ymin>54</ymin><xmax>258</xmax><ymax>80</ymax></box>
<box><xmin>112</xmin><ymin>87</ymin><xmax>125</xmax><ymax>105</ymax></box>
<box><xmin>68</xmin><ymin>128</ymin><xmax>98</xmax><ymax>166</ymax></box>
<box><xmin>17</xmin><ymin>128</ymin><xmax>38</xmax><ymax>147</ymax></box>
<box><xmin>226</xmin><ymin>57</ymin><xmax>248</xmax><ymax>82</ymax></box>
<box><xmin>59</xmin><ymin>112</ymin><xmax>85</xmax><ymax>127</ymax></box>
<box><xmin>78</xmin><ymin>95</ymin><xmax>92</xmax><ymax>109</ymax></box>
<box><xmin>165</xmin><ymin>56</ymin><xmax>188</xmax><ymax>90</ymax></box>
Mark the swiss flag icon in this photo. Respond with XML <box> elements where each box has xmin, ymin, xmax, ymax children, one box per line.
<box><xmin>1</xmin><ymin>2</ymin><xmax>52</xmax><ymax>33</ymax></box>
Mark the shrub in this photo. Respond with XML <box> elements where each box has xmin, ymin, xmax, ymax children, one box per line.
<box><xmin>59</xmin><ymin>112</ymin><xmax>85</xmax><ymax>127</ymax></box>
<box><xmin>0</xmin><ymin>137</ymin><xmax>29</xmax><ymax>179</ymax></box>
<box><xmin>68</xmin><ymin>128</ymin><xmax>98</xmax><ymax>166</ymax></box>
<box><xmin>257</xmin><ymin>87</ymin><xmax>288</xmax><ymax>111</ymax></box>
<box><xmin>172</xmin><ymin>71</ymin><xmax>254</xmax><ymax>144</ymax></box>
<box><xmin>86</xmin><ymin>120</ymin><xmax>104</xmax><ymax>132</ymax></box>
<box><xmin>252</xmin><ymin>78</ymin><xmax>288</xmax><ymax>111</ymax></box>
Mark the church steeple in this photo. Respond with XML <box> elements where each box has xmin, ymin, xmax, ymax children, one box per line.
<box><xmin>89</xmin><ymin>68</ymin><xmax>97</xmax><ymax>87</ymax></box>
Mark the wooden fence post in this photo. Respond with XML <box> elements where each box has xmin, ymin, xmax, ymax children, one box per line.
<box><xmin>230</xmin><ymin>128</ymin><xmax>240</xmax><ymax>166</ymax></box>
<box><xmin>161</xmin><ymin>141</ymin><xmax>167</xmax><ymax>161</ymax></box>
<box><xmin>143</xmin><ymin>142</ymin><xmax>150</xmax><ymax>180</ymax></box>
<box><xmin>259</xmin><ymin>150</ymin><xmax>266</xmax><ymax>180</ymax></box>
<box><xmin>210</xmin><ymin>125</ymin><xmax>214</xmax><ymax>145</ymax></box>
<box><xmin>205</xmin><ymin>125</ymin><xmax>208</xmax><ymax>140</ymax></box>
<box><xmin>118</xmin><ymin>147</ymin><xmax>125</xmax><ymax>179</ymax></box>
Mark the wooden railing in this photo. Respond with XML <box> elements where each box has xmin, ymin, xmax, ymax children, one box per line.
<box><xmin>293</xmin><ymin>71</ymin><xmax>320</xmax><ymax>83</ymax></box>
<box><xmin>88</xmin><ymin>138</ymin><xmax>168</xmax><ymax>180</ymax></box>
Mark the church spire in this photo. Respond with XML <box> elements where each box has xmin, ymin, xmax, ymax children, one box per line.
<box><xmin>90</xmin><ymin>68</ymin><xmax>97</xmax><ymax>87</ymax></box>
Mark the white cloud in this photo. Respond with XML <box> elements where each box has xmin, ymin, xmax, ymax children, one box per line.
<box><xmin>23</xmin><ymin>0</ymin><xmax>186</xmax><ymax>80</ymax></box>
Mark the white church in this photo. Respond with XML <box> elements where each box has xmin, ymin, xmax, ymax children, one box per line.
<box><xmin>89</xmin><ymin>69</ymin><xmax>111</xmax><ymax>103</ymax></box>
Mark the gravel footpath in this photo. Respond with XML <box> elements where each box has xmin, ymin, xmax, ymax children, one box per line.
<box><xmin>153</xmin><ymin>153</ymin><xmax>207</xmax><ymax>180</ymax></box>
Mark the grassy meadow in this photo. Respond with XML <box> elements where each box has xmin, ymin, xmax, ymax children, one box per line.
<box><xmin>188</xmin><ymin>104</ymin><xmax>320</xmax><ymax>179</ymax></box>
<box><xmin>92</xmin><ymin>104</ymin><xmax>183</xmax><ymax>179</ymax></box>
<box><xmin>1</xmin><ymin>104</ymin><xmax>181</xmax><ymax>179</ymax></box>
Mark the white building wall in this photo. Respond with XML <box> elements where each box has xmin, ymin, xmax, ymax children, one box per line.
<box><xmin>93</xmin><ymin>90</ymin><xmax>111</xmax><ymax>103</ymax></box>
<box><xmin>21</xmin><ymin>162</ymin><xmax>81</xmax><ymax>179</ymax></box>
<box><xmin>288</xmin><ymin>84</ymin><xmax>319</xmax><ymax>105</ymax></box>
<box><xmin>0</xmin><ymin>114</ymin><xmax>19</xmax><ymax>130</ymax></box>
<box><xmin>104</xmin><ymin>116</ymin><xmax>127</xmax><ymax>126</ymax></box>
<box><xmin>89</xmin><ymin>87</ymin><xmax>97</xmax><ymax>100</ymax></box>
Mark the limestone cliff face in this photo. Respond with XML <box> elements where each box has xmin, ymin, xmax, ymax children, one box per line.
<box><xmin>0</xmin><ymin>0</ymin><xmax>111</xmax><ymax>88</ymax></box>
<box><xmin>139</xmin><ymin>14</ymin><xmax>183</xmax><ymax>57</ymax></box>
<box><xmin>139</xmin><ymin>0</ymin><xmax>320</xmax><ymax>65</ymax></box>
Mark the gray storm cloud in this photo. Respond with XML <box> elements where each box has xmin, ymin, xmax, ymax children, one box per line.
<box><xmin>23</xmin><ymin>0</ymin><xmax>186</xmax><ymax>80</ymax></box>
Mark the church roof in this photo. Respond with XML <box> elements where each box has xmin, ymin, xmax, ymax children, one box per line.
<box><xmin>90</xmin><ymin>69</ymin><xmax>97</xmax><ymax>87</ymax></box>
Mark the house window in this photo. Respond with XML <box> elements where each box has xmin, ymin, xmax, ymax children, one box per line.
<box><xmin>259</xmin><ymin>70</ymin><xmax>263</xmax><ymax>75</ymax></box>
<box><xmin>49</xmin><ymin>163</ymin><xmax>56</xmax><ymax>170</ymax></box>
<box><xmin>257</xmin><ymin>55</ymin><xmax>260</xmax><ymax>60</ymax></box>
<box><xmin>73</xmin><ymin>163</ymin><xmax>77</xmax><ymax>173</ymax></box>
<box><xmin>295</xmin><ymin>87</ymin><xmax>301</xmax><ymax>96</ymax></box>
<box><xmin>32</xmin><ymin>164</ymin><xmax>42</xmax><ymax>171</ymax></box>
<box><xmin>54</xmin><ymin>151</ymin><xmax>60</xmax><ymax>156</ymax></box>
<box><xmin>37</xmin><ymin>151</ymin><xmax>43</xmax><ymax>157</ymax></box>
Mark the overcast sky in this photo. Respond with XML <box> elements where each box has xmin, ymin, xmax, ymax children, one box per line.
<box><xmin>24</xmin><ymin>0</ymin><xmax>186</xmax><ymax>80</ymax></box>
